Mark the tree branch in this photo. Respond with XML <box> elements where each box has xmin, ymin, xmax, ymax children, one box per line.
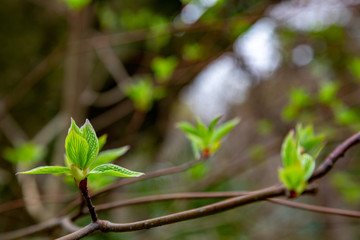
<box><xmin>59</xmin><ymin>185</ymin><xmax>285</xmax><ymax>239</ymax></box>
<box><xmin>93</xmin><ymin>156</ymin><xmax>207</xmax><ymax>198</ymax></box>
<box><xmin>309</xmin><ymin>131</ymin><xmax>360</xmax><ymax>182</ymax></box>
<box><xmin>0</xmin><ymin>218</ymin><xmax>62</xmax><ymax>240</ymax></box>
<box><xmin>57</xmin><ymin>222</ymin><xmax>99</xmax><ymax>240</ymax></box>
<box><xmin>6</xmin><ymin>131</ymin><xmax>360</xmax><ymax>239</ymax></box>
<box><xmin>268</xmin><ymin>198</ymin><xmax>360</xmax><ymax>218</ymax></box>
<box><xmin>79</xmin><ymin>178</ymin><xmax>98</xmax><ymax>222</ymax></box>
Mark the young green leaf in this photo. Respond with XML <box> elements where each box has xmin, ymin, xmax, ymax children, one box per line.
<box><xmin>65</xmin><ymin>129</ymin><xmax>89</xmax><ymax>168</ymax></box>
<box><xmin>18</xmin><ymin>166</ymin><xmax>70</xmax><ymax>175</ymax></box>
<box><xmin>208</xmin><ymin>116</ymin><xmax>221</xmax><ymax>133</ymax></box>
<box><xmin>88</xmin><ymin>164</ymin><xmax>144</xmax><ymax>177</ymax></box>
<box><xmin>98</xmin><ymin>134</ymin><xmax>107</xmax><ymax>151</ymax></box>
<box><xmin>80</xmin><ymin>119</ymin><xmax>99</xmax><ymax>169</ymax></box>
<box><xmin>90</xmin><ymin>146</ymin><xmax>130</xmax><ymax>170</ymax></box>
<box><xmin>281</xmin><ymin>131</ymin><xmax>299</xmax><ymax>167</ymax></box>
<box><xmin>69</xmin><ymin>118</ymin><xmax>82</xmax><ymax>136</ymax></box>
<box><xmin>187</xmin><ymin>134</ymin><xmax>205</xmax><ymax>150</ymax></box>
<box><xmin>196</xmin><ymin>118</ymin><xmax>208</xmax><ymax>139</ymax></box>
<box><xmin>278</xmin><ymin>166</ymin><xmax>305</xmax><ymax>192</ymax></box>
<box><xmin>191</xmin><ymin>141</ymin><xmax>201</xmax><ymax>160</ymax></box>
<box><xmin>177</xmin><ymin>122</ymin><xmax>200</xmax><ymax>137</ymax></box>
<box><xmin>301</xmin><ymin>154</ymin><xmax>316</xmax><ymax>180</ymax></box>
<box><xmin>64</xmin><ymin>155</ymin><xmax>71</xmax><ymax>167</ymax></box>
<box><xmin>211</xmin><ymin>118</ymin><xmax>240</xmax><ymax>143</ymax></box>
<box><xmin>296</xmin><ymin>123</ymin><xmax>325</xmax><ymax>158</ymax></box>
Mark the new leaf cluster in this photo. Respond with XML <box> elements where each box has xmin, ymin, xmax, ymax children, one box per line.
<box><xmin>177</xmin><ymin>117</ymin><xmax>240</xmax><ymax>158</ymax></box>
<box><xmin>279</xmin><ymin>124</ymin><xmax>325</xmax><ymax>195</ymax></box>
<box><xmin>18</xmin><ymin>119</ymin><xmax>143</xmax><ymax>184</ymax></box>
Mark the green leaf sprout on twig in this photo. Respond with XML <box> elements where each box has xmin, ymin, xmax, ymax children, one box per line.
<box><xmin>177</xmin><ymin>116</ymin><xmax>240</xmax><ymax>159</ymax></box>
<box><xmin>17</xmin><ymin>119</ymin><xmax>144</xmax><ymax>185</ymax></box>
<box><xmin>279</xmin><ymin>124</ymin><xmax>325</xmax><ymax>197</ymax></box>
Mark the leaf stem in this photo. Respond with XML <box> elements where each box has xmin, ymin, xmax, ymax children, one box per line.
<box><xmin>78</xmin><ymin>178</ymin><xmax>98</xmax><ymax>222</ymax></box>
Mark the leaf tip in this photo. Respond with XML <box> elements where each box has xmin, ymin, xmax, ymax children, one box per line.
<box><xmin>123</xmin><ymin>145</ymin><xmax>130</xmax><ymax>152</ymax></box>
<box><xmin>136</xmin><ymin>172</ymin><xmax>145</xmax><ymax>177</ymax></box>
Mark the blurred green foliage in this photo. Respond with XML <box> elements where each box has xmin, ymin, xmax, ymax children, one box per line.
<box><xmin>151</xmin><ymin>56</ymin><xmax>178</xmax><ymax>82</ymax></box>
<box><xmin>256</xmin><ymin>119</ymin><xmax>274</xmax><ymax>136</ymax></box>
<box><xmin>249</xmin><ymin>144</ymin><xmax>266</xmax><ymax>161</ymax></box>
<box><xmin>282</xmin><ymin>88</ymin><xmax>313</xmax><ymax>121</ymax></box>
<box><xmin>182</xmin><ymin>43</ymin><xmax>206</xmax><ymax>61</ymax></box>
<box><xmin>3</xmin><ymin>142</ymin><xmax>45</xmax><ymax>166</ymax></box>
<box><xmin>348</xmin><ymin>57</ymin><xmax>360</xmax><ymax>81</ymax></box>
<box><xmin>177</xmin><ymin>117</ymin><xmax>239</xmax><ymax>158</ymax></box>
<box><xmin>125</xmin><ymin>78</ymin><xmax>166</xmax><ymax>112</ymax></box>
<box><xmin>318</xmin><ymin>81</ymin><xmax>340</xmax><ymax>105</ymax></box>
<box><xmin>63</xmin><ymin>0</ymin><xmax>91</xmax><ymax>10</ymax></box>
<box><xmin>331</xmin><ymin>172</ymin><xmax>360</xmax><ymax>205</ymax></box>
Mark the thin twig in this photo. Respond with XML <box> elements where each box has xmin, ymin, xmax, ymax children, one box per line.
<box><xmin>79</xmin><ymin>178</ymin><xmax>98</xmax><ymax>222</ymax></box>
<box><xmin>1</xmin><ymin>44</ymin><xmax>64</xmax><ymax>116</ymax></box>
<box><xmin>0</xmin><ymin>218</ymin><xmax>62</xmax><ymax>240</ymax></box>
<box><xmin>61</xmin><ymin>216</ymin><xmax>81</xmax><ymax>233</ymax></box>
<box><xmin>92</xmin><ymin>190</ymin><xmax>360</xmax><ymax>219</ymax></box>
<box><xmin>92</xmin><ymin>156</ymin><xmax>207</xmax><ymax>198</ymax></box>
<box><xmin>268</xmin><ymin>198</ymin><xmax>360</xmax><ymax>218</ymax></box>
<box><xmin>91</xmin><ymin>100</ymin><xmax>133</xmax><ymax>131</ymax></box>
<box><xmin>58</xmin><ymin>185</ymin><xmax>285</xmax><ymax>240</ymax></box>
<box><xmin>309</xmin><ymin>131</ymin><xmax>360</xmax><ymax>182</ymax></box>
<box><xmin>57</xmin><ymin>222</ymin><xmax>99</xmax><ymax>240</ymax></box>
<box><xmin>95</xmin><ymin>191</ymin><xmax>249</xmax><ymax>212</ymax></box>
<box><xmin>92</xmin><ymin>38</ymin><xmax>132</xmax><ymax>85</ymax></box>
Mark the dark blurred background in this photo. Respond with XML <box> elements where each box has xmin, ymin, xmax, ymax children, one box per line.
<box><xmin>1</xmin><ymin>0</ymin><xmax>360</xmax><ymax>239</ymax></box>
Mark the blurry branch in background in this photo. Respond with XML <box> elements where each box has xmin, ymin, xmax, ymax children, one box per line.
<box><xmin>17</xmin><ymin>175</ymin><xmax>51</xmax><ymax>221</ymax></box>
<box><xmin>0</xmin><ymin>194</ymin><xmax>71</xmax><ymax>214</ymax></box>
<box><xmin>91</xmin><ymin>100</ymin><xmax>133</xmax><ymax>131</ymax></box>
<box><xmin>26</xmin><ymin>0</ymin><xmax>67</xmax><ymax>16</ymax></box>
<box><xmin>268</xmin><ymin>198</ymin><xmax>360</xmax><ymax>219</ymax></box>
<box><xmin>0</xmin><ymin>114</ymin><xmax>50</xmax><ymax>221</ymax></box>
<box><xmin>0</xmin><ymin>218</ymin><xmax>63</xmax><ymax>240</ymax></box>
<box><xmin>0</xmin><ymin>44</ymin><xmax>67</xmax><ymax>220</ymax></box>
<box><xmin>86</xmin><ymin>15</ymin><xmax>261</xmax><ymax>49</ymax></box>
<box><xmin>0</xmin><ymin>44</ymin><xmax>64</xmax><ymax>118</ymax></box>
<box><xmin>92</xmin><ymin>38</ymin><xmax>132</xmax><ymax>85</ymax></box>
<box><xmin>0</xmin><ymin>114</ymin><xmax>29</xmax><ymax>145</ymax></box>
<box><xmin>191</xmin><ymin>139</ymin><xmax>280</xmax><ymax>191</ymax></box>
<box><xmin>32</xmin><ymin>113</ymin><xmax>69</xmax><ymax>146</ymax></box>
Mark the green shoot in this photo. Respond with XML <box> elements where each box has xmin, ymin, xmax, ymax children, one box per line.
<box><xmin>177</xmin><ymin>117</ymin><xmax>240</xmax><ymax>158</ymax></box>
<box><xmin>17</xmin><ymin>119</ymin><xmax>143</xmax><ymax>185</ymax></box>
<box><xmin>279</xmin><ymin>124</ymin><xmax>325</xmax><ymax>196</ymax></box>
